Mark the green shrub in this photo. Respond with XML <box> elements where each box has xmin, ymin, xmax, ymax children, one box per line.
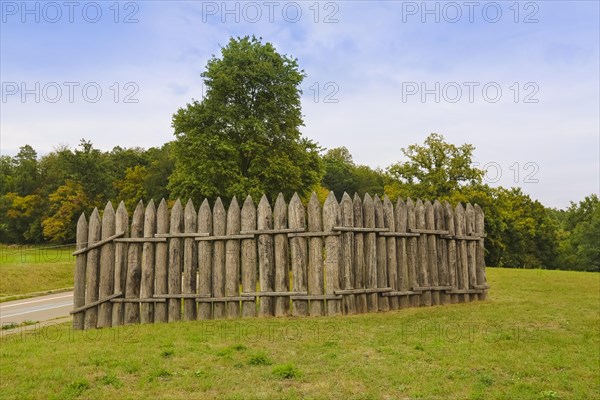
<box><xmin>272</xmin><ymin>363</ymin><xmax>301</xmax><ymax>379</ymax></box>
<box><xmin>100</xmin><ymin>373</ymin><xmax>123</xmax><ymax>388</ymax></box>
<box><xmin>248</xmin><ymin>352</ymin><xmax>272</xmax><ymax>366</ymax></box>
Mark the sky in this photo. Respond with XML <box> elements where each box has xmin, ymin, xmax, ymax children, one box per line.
<box><xmin>1</xmin><ymin>0</ymin><xmax>598</xmax><ymax>209</ymax></box>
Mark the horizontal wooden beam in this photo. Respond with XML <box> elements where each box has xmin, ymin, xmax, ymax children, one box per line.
<box><xmin>333</xmin><ymin>227</ymin><xmax>389</xmax><ymax>233</ymax></box>
<box><xmin>334</xmin><ymin>288</ymin><xmax>392</xmax><ymax>295</ymax></box>
<box><xmin>114</xmin><ymin>237</ymin><xmax>166</xmax><ymax>243</ymax></box>
<box><xmin>381</xmin><ymin>291</ymin><xmax>421</xmax><ymax>296</ymax></box>
<box><xmin>446</xmin><ymin>289</ymin><xmax>484</xmax><ymax>294</ymax></box>
<box><xmin>409</xmin><ymin>229</ymin><xmax>450</xmax><ymax>235</ymax></box>
<box><xmin>153</xmin><ymin>294</ymin><xmax>211</xmax><ymax>299</ymax></box>
<box><xmin>240</xmin><ymin>228</ymin><xmax>305</xmax><ymax>235</ymax></box>
<box><xmin>289</xmin><ymin>294</ymin><xmax>343</xmax><ymax>300</ymax></box>
<box><xmin>110</xmin><ymin>298</ymin><xmax>166</xmax><ymax>303</ymax></box>
<box><xmin>72</xmin><ymin>233</ymin><xmax>125</xmax><ymax>255</ymax></box>
<box><xmin>241</xmin><ymin>291</ymin><xmax>308</xmax><ymax>297</ymax></box>
<box><xmin>155</xmin><ymin>233</ymin><xmax>209</xmax><ymax>238</ymax></box>
<box><xmin>195</xmin><ymin>296</ymin><xmax>255</xmax><ymax>302</ymax></box>
<box><xmin>195</xmin><ymin>234</ymin><xmax>255</xmax><ymax>241</ymax></box>
<box><xmin>288</xmin><ymin>231</ymin><xmax>341</xmax><ymax>238</ymax></box>
<box><xmin>413</xmin><ymin>286</ymin><xmax>453</xmax><ymax>291</ymax></box>
<box><xmin>379</xmin><ymin>232</ymin><xmax>421</xmax><ymax>238</ymax></box>
<box><xmin>70</xmin><ymin>292</ymin><xmax>122</xmax><ymax>314</ymax></box>
<box><xmin>441</xmin><ymin>235</ymin><xmax>483</xmax><ymax>241</ymax></box>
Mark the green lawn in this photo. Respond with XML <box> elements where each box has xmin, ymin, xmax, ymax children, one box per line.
<box><xmin>0</xmin><ymin>244</ymin><xmax>75</xmax><ymax>300</ymax></box>
<box><xmin>1</xmin><ymin>268</ymin><xmax>598</xmax><ymax>399</ymax></box>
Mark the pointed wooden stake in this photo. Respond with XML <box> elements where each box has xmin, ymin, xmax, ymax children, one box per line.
<box><xmin>73</xmin><ymin>213</ymin><xmax>88</xmax><ymax>330</ymax></box>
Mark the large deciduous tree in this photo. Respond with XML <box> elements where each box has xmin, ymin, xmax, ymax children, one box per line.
<box><xmin>169</xmin><ymin>36</ymin><xmax>323</xmax><ymax>202</ymax></box>
<box><xmin>387</xmin><ymin>133</ymin><xmax>484</xmax><ymax>199</ymax></box>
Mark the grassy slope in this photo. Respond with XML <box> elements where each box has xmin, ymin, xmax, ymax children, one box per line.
<box><xmin>0</xmin><ymin>245</ymin><xmax>75</xmax><ymax>299</ymax></box>
<box><xmin>0</xmin><ymin>268</ymin><xmax>598</xmax><ymax>400</ymax></box>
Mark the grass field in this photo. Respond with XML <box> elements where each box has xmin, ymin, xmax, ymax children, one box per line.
<box><xmin>1</xmin><ymin>268</ymin><xmax>598</xmax><ymax>399</ymax></box>
<box><xmin>0</xmin><ymin>244</ymin><xmax>75</xmax><ymax>300</ymax></box>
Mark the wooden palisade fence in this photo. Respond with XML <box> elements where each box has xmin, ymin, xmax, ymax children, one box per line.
<box><xmin>71</xmin><ymin>192</ymin><xmax>488</xmax><ymax>330</ymax></box>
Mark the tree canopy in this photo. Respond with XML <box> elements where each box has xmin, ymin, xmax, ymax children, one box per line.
<box><xmin>321</xmin><ymin>146</ymin><xmax>387</xmax><ymax>198</ymax></box>
<box><xmin>387</xmin><ymin>133</ymin><xmax>484</xmax><ymax>199</ymax></box>
<box><xmin>0</xmin><ymin>141</ymin><xmax>173</xmax><ymax>243</ymax></box>
<box><xmin>169</xmin><ymin>35</ymin><xmax>323</xmax><ymax>202</ymax></box>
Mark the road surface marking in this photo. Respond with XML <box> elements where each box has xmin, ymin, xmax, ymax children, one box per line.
<box><xmin>1</xmin><ymin>303</ymin><xmax>73</xmax><ymax>318</ymax></box>
<box><xmin>0</xmin><ymin>294</ymin><xmax>73</xmax><ymax>309</ymax></box>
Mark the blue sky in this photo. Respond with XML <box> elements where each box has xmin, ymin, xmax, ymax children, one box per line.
<box><xmin>1</xmin><ymin>0</ymin><xmax>598</xmax><ymax>208</ymax></box>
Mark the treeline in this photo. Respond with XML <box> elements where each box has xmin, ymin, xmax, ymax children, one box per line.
<box><xmin>1</xmin><ymin>134</ymin><xmax>597</xmax><ymax>272</ymax></box>
<box><xmin>321</xmin><ymin>135</ymin><xmax>598</xmax><ymax>272</ymax></box>
<box><xmin>0</xmin><ymin>140</ymin><xmax>173</xmax><ymax>244</ymax></box>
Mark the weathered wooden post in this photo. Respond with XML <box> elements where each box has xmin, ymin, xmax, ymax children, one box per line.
<box><xmin>166</xmin><ymin>200</ymin><xmax>183</xmax><ymax>321</ymax></box>
<box><xmin>394</xmin><ymin>199</ymin><xmax>410</xmax><ymax>309</ymax></box>
<box><xmin>363</xmin><ymin>194</ymin><xmax>378</xmax><ymax>312</ymax></box>
<box><xmin>455</xmin><ymin>203</ymin><xmax>469</xmax><ymax>302</ymax></box>
<box><xmin>474</xmin><ymin>204</ymin><xmax>487</xmax><ymax>300</ymax></box>
<box><xmin>434</xmin><ymin>200</ymin><xmax>450</xmax><ymax>305</ymax></box>
<box><xmin>124</xmin><ymin>201</ymin><xmax>144</xmax><ymax>324</ymax></box>
<box><xmin>139</xmin><ymin>200</ymin><xmax>157</xmax><ymax>324</ymax></box>
<box><xmin>444</xmin><ymin>201</ymin><xmax>459</xmax><ymax>304</ymax></box>
<box><xmin>257</xmin><ymin>195</ymin><xmax>275</xmax><ymax>317</ymax></box>
<box><xmin>374</xmin><ymin>195</ymin><xmax>390</xmax><ymax>312</ymax></box>
<box><xmin>183</xmin><ymin>199</ymin><xmax>197</xmax><ymax>320</ymax></box>
<box><xmin>406</xmin><ymin>199</ymin><xmax>420</xmax><ymax>307</ymax></box>
<box><xmin>73</xmin><ymin>214</ymin><xmax>88</xmax><ymax>330</ymax></box>
<box><xmin>324</xmin><ymin>192</ymin><xmax>342</xmax><ymax>316</ymax></box>
<box><xmin>112</xmin><ymin>202</ymin><xmax>129</xmax><ymax>326</ymax></box>
<box><xmin>353</xmin><ymin>194</ymin><xmax>367</xmax><ymax>313</ymax></box>
<box><xmin>197</xmin><ymin>199</ymin><xmax>213</xmax><ymax>320</ymax></box>
<box><xmin>307</xmin><ymin>193</ymin><xmax>325</xmax><ymax>316</ymax></box>
<box><xmin>340</xmin><ymin>193</ymin><xmax>356</xmax><ymax>314</ymax></box>
<box><xmin>225</xmin><ymin>197</ymin><xmax>241</xmax><ymax>318</ymax></box>
<box><xmin>425</xmin><ymin>201</ymin><xmax>440</xmax><ymax>306</ymax></box>
<box><xmin>273</xmin><ymin>194</ymin><xmax>289</xmax><ymax>317</ymax></box>
<box><xmin>212</xmin><ymin>198</ymin><xmax>226</xmax><ymax>319</ymax></box>
<box><xmin>241</xmin><ymin>196</ymin><xmax>257</xmax><ymax>317</ymax></box>
<box><xmin>84</xmin><ymin>208</ymin><xmax>101</xmax><ymax>329</ymax></box>
<box><xmin>288</xmin><ymin>193</ymin><xmax>308</xmax><ymax>316</ymax></box>
<box><xmin>383</xmin><ymin>196</ymin><xmax>399</xmax><ymax>311</ymax></box>
<box><xmin>97</xmin><ymin>202</ymin><xmax>116</xmax><ymax>328</ymax></box>
<box><xmin>415</xmin><ymin>200</ymin><xmax>431</xmax><ymax>306</ymax></box>
<box><xmin>154</xmin><ymin>200</ymin><xmax>169</xmax><ymax>323</ymax></box>
<box><xmin>466</xmin><ymin>203</ymin><xmax>478</xmax><ymax>301</ymax></box>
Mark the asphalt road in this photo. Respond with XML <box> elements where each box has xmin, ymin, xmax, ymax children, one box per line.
<box><xmin>0</xmin><ymin>291</ymin><xmax>73</xmax><ymax>327</ymax></box>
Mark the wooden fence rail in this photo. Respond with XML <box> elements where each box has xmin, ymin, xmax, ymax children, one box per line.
<box><xmin>71</xmin><ymin>192</ymin><xmax>488</xmax><ymax>330</ymax></box>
